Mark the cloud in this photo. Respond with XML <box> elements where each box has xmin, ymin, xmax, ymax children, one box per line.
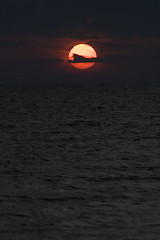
<box><xmin>68</xmin><ymin>52</ymin><xmax>160</xmax><ymax>64</ymax></box>
<box><xmin>99</xmin><ymin>54</ymin><xmax>160</xmax><ymax>63</ymax></box>
<box><xmin>68</xmin><ymin>54</ymin><xmax>98</xmax><ymax>63</ymax></box>
<box><xmin>26</xmin><ymin>58</ymin><xmax>64</xmax><ymax>63</ymax></box>
<box><xmin>0</xmin><ymin>39</ymin><xmax>30</xmax><ymax>46</ymax></box>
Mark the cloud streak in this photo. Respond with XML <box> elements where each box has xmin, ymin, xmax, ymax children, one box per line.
<box><xmin>68</xmin><ymin>53</ymin><xmax>160</xmax><ymax>63</ymax></box>
<box><xmin>0</xmin><ymin>39</ymin><xmax>30</xmax><ymax>46</ymax></box>
<box><xmin>68</xmin><ymin>54</ymin><xmax>97</xmax><ymax>63</ymax></box>
<box><xmin>100</xmin><ymin>54</ymin><xmax>160</xmax><ymax>63</ymax></box>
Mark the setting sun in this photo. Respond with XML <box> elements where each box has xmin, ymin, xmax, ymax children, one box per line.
<box><xmin>68</xmin><ymin>44</ymin><xmax>97</xmax><ymax>69</ymax></box>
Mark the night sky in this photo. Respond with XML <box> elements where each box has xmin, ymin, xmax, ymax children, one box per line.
<box><xmin>0</xmin><ymin>0</ymin><xmax>160</xmax><ymax>83</ymax></box>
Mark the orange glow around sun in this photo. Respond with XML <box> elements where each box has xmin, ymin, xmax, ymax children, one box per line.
<box><xmin>68</xmin><ymin>44</ymin><xmax>97</xmax><ymax>69</ymax></box>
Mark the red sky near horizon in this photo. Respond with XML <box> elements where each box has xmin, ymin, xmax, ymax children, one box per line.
<box><xmin>0</xmin><ymin>28</ymin><xmax>160</xmax><ymax>83</ymax></box>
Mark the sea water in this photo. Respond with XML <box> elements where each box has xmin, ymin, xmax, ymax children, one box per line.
<box><xmin>0</xmin><ymin>83</ymin><xmax>160</xmax><ymax>239</ymax></box>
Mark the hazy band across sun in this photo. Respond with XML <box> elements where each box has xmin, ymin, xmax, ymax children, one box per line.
<box><xmin>68</xmin><ymin>44</ymin><xmax>97</xmax><ymax>69</ymax></box>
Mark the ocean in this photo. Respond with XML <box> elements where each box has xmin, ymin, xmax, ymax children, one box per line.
<box><xmin>0</xmin><ymin>83</ymin><xmax>160</xmax><ymax>239</ymax></box>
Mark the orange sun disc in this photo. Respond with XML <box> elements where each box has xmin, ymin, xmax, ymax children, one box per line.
<box><xmin>68</xmin><ymin>44</ymin><xmax>97</xmax><ymax>69</ymax></box>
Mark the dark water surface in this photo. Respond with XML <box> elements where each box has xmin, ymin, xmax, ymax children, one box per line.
<box><xmin>1</xmin><ymin>83</ymin><xmax>160</xmax><ymax>240</ymax></box>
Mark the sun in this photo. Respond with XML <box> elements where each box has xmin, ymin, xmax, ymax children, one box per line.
<box><xmin>68</xmin><ymin>44</ymin><xmax>97</xmax><ymax>69</ymax></box>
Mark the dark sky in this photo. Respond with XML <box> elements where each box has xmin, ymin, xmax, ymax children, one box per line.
<box><xmin>0</xmin><ymin>0</ymin><xmax>160</xmax><ymax>82</ymax></box>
